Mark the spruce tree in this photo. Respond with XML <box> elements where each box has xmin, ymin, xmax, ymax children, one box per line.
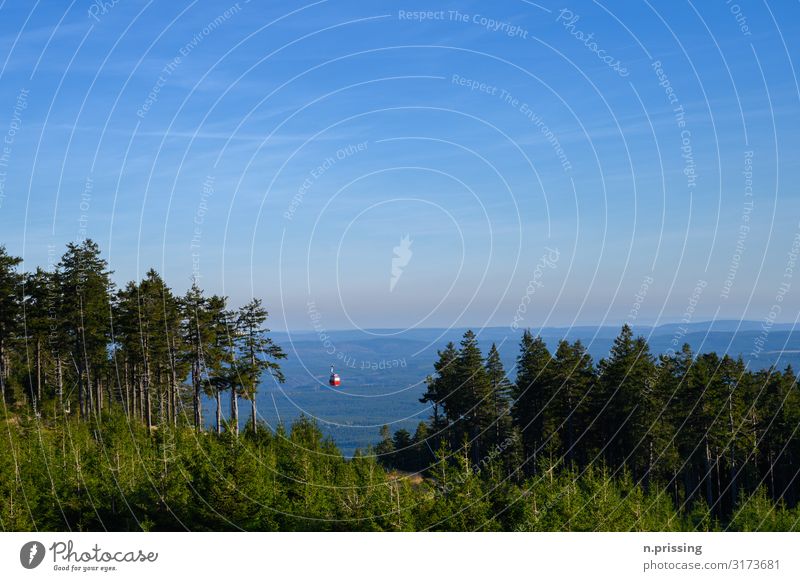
<box><xmin>21</xmin><ymin>268</ymin><xmax>52</xmax><ymax>413</ymax></box>
<box><xmin>113</xmin><ymin>281</ymin><xmax>144</xmax><ymax>420</ymax></box>
<box><xmin>57</xmin><ymin>240</ymin><xmax>112</xmax><ymax>419</ymax></box>
<box><xmin>0</xmin><ymin>246</ymin><xmax>22</xmax><ymax>404</ymax></box>
<box><xmin>452</xmin><ymin>330</ymin><xmax>493</xmax><ymax>461</ymax></box>
<box><xmin>208</xmin><ymin>300</ymin><xmax>236</xmax><ymax>434</ymax></box>
<box><xmin>129</xmin><ymin>270</ymin><xmax>176</xmax><ymax>428</ymax></box>
<box><xmin>221</xmin><ymin>309</ymin><xmax>240</xmax><ymax>436</ymax></box>
<box><xmin>549</xmin><ymin>340</ymin><xmax>593</xmax><ymax>467</ymax></box>
<box><xmin>593</xmin><ymin>325</ymin><xmax>655</xmax><ymax>474</ymax></box>
<box><xmin>485</xmin><ymin>343</ymin><xmax>513</xmax><ymax>451</ymax></box>
<box><xmin>181</xmin><ymin>283</ymin><xmax>209</xmax><ymax>429</ymax></box>
<box><xmin>234</xmin><ymin>298</ymin><xmax>286</xmax><ymax>435</ymax></box>
<box><xmin>376</xmin><ymin>424</ymin><xmax>395</xmax><ymax>462</ymax></box>
<box><xmin>512</xmin><ymin>330</ymin><xmax>553</xmax><ymax>474</ymax></box>
<box><xmin>420</xmin><ymin>341</ymin><xmax>459</xmax><ymax>443</ymax></box>
<box><xmin>392</xmin><ymin>429</ymin><xmax>413</xmax><ymax>471</ymax></box>
<box><xmin>411</xmin><ymin>421</ymin><xmax>432</xmax><ymax>471</ymax></box>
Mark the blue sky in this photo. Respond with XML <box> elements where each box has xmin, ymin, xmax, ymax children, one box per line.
<box><xmin>0</xmin><ymin>0</ymin><xmax>798</xmax><ymax>331</ymax></box>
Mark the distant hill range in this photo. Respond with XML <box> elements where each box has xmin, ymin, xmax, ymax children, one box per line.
<box><xmin>218</xmin><ymin>321</ymin><xmax>799</xmax><ymax>455</ymax></box>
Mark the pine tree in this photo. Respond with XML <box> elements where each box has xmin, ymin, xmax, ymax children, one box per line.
<box><xmin>549</xmin><ymin>340</ymin><xmax>594</xmax><ymax>467</ymax></box>
<box><xmin>180</xmin><ymin>286</ymin><xmax>229</xmax><ymax>431</ymax></box>
<box><xmin>420</xmin><ymin>341</ymin><xmax>459</xmax><ymax>444</ymax></box>
<box><xmin>593</xmin><ymin>325</ymin><xmax>655</xmax><ymax>474</ymax></box>
<box><xmin>207</xmin><ymin>299</ymin><xmax>235</xmax><ymax>434</ymax></box>
<box><xmin>512</xmin><ymin>330</ymin><xmax>553</xmax><ymax>475</ymax></box>
<box><xmin>647</xmin><ymin>347</ymin><xmax>691</xmax><ymax>493</ymax></box>
<box><xmin>622</xmin><ymin>336</ymin><xmax>658</xmax><ymax>480</ymax></box>
<box><xmin>114</xmin><ymin>281</ymin><xmax>143</xmax><ymax>420</ymax></box>
<box><xmin>485</xmin><ymin>343</ymin><xmax>513</xmax><ymax>452</ymax></box>
<box><xmin>376</xmin><ymin>424</ymin><xmax>395</xmax><ymax>462</ymax></box>
<box><xmin>57</xmin><ymin>240</ymin><xmax>113</xmax><ymax>419</ymax></box>
<box><xmin>138</xmin><ymin>270</ymin><xmax>183</xmax><ymax>427</ymax></box>
<box><xmin>234</xmin><ymin>298</ymin><xmax>286</xmax><ymax>435</ymax></box>
<box><xmin>392</xmin><ymin>429</ymin><xmax>413</xmax><ymax>471</ymax></box>
<box><xmin>676</xmin><ymin>352</ymin><xmax>721</xmax><ymax>508</ymax></box>
<box><xmin>180</xmin><ymin>280</ymin><xmax>228</xmax><ymax>431</ymax></box>
<box><xmin>758</xmin><ymin>365</ymin><xmax>800</xmax><ymax>506</ymax></box>
<box><xmin>411</xmin><ymin>421</ymin><xmax>432</xmax><ymax>471</ymax></box>
<box><xmin>181</xmin><ymin>283</ymin><xmax>212</xmax><ymax>429</ymax></box>
<box><xmin>715</xmin><ymin>355</ymin><xmax>752</xmax><ymax>513</ymax></box>
<box><xmin>0</xmin><ymin>246</ymin><xmax>22</xmax><ymax>404</ymax></box>
<box><xmin>21</xmin><ymin>268</ymin><xmax>52</xmax><ymax>413</ymax></box>
<box><xmin>206</xmin><ymin>295</ymin><xmax>231</xmax><ymax>434</ymax></box>
<box><xmin>452</xmin><ymin>330</ymin><xmax>493</xmax><ymax>461</ymax></box>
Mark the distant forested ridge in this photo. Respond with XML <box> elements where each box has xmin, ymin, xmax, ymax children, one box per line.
<box><xmin>0</xmin><ymin>241</ymin><xmax>798</xmax><ymax>531</ymax></box>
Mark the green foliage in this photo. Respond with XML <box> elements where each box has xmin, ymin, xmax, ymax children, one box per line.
<box><xmin>382</xmin><ymin>325</ymin><xmax>800</xmax><ymax>530</ymax></box>
<box><xmin>233</xmin><ymin>298</ymin><xmax>286</xmax><ymax>435</ymax></box>
<box><xmin>0</xmin><ymin>245</ymin><xmax>23</xmax><ymax>405</ymax></box>
<box><xmin>1</xmin><ymin>241</ymin><xmax>799</xmax><ymax>531</ymax></box>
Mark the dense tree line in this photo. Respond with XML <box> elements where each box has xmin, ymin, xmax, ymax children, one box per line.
<box><xmin>380</xmin><ymin>326</ymin><xmax>800</xmax><ymax>521</ymax></box>
<box><xmin>1</xmin><ymin>241</ymin><xmax>799</xmax><ymax>531</ymax></box>
<box><xmin>0</xmin><ymin>241</ymin><xmax>285</xmax><ymax>434</ymax></box>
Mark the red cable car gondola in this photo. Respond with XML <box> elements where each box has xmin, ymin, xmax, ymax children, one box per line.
<box><xmin>328</xmin><ymin>365</ymin><xmax>341</xmax><ymax>387</ymax></box>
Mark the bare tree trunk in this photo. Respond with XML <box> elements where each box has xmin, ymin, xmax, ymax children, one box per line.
<box><xmin>140</xmin><ymin>374</ymin><xmax>145</xmax><ymax>421</ymax></box>
<box><xmin>144</xmin><ymin>375</ymin><xmax>152</xmax><ymax>430</ymax></box>
<box><xmin>566</xmin><ymin>394</ymin><xmax>574</xmax><ymax>467</ymax></box>
<box><xmin>169</xmin><ymin>337</ymin><xmax>178</xmax><ymax>427</ymax></box>
<box><xmin>36</xmin><ymin>338</ymin><xmax>42</xmax><ymax>404</ymax></box>
<box><xmin>729</xmin><ymin>394</ymin><xmax>737</xmax><ymax>510</ymax></box>
<box><xmin>193</xmin><ymin>360</ymin><xmax>202</xmax><ymax>430</ymax></box>
<box><xmin>124</xmin><ymin>360</ymin><xmax>131</xmax><ymax>417</ymax></box>
<box><xmin>56</xmin><ymin>356</ymin><xmax>64</xmax><ymax>416</ymax></box>
<box><xmin>215</xmin><ymin>389</ymin><xmax>222</xmax><ymax>434</ymax></box>
<box><xmin>135</xmin><ymin>372</ymin><xmax>140</xmax><ymax>420</ymax></box>
<box><xmin>166</xmin><ymin>376</ymin><xmax>172</xmax><ymax>426</ymax></box>
<box><xmin>230</xmin><ymin>386</ymin><xmax>238</xmax><ymax>436</ymax></box>
<box><xmin>165</xmin><ymin>366</ymin><xmax>172</xmax><ymax>426</ymax></box>
<box><xmin>704</xmin><ymin>440</ymin><xmax>713</xmax><ymax>507</ymax></box>
<box><xmin>86</xmin><ymin>371</ymin><xmax>94</xmax><ymax>418</ymax></box>
<box><xmin>142</xmin><ymin>360</ymin><xmax>151</xmax><ymax>429</ymax></box>
<box><xmin>0</xmin><ymin>341</ymin><xmax>6</xmax><ymax>403</ymax></box>
<box><xmin>157</xmin><ymin>367</ymin><xmax>164</xmax><ymax>426</ymax></box>
<box><xmin>78</xmin><ymin>364</ymin><xmax>85</xmax><ymax>419</ymax></box>
<box><xmin>769</xmin><ymin>452</ymin><xmax>775</xmax><ymax>499</ymax></box>
<box><xmin>142</xmin><ymin>342</ymin><xmax>152</xmax><ymax>429</ymax></box>
<box><xmin>78</xmin><ymin>299</ymin><xmax>87</xmax><ymax>419</ymax></box>
<box><xmin>251</xmin><ymin>397</ymin><xmax>257</xmax><ymax>435</ymax></box>
<box><xmin>132</xmin><ymin>364</ymin><xmax>139</xmax><ymax>420</ymax></box>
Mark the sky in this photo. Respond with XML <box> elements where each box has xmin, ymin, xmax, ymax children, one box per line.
<box><xmin>0</xmin><ymin>0</ymin><xmax>798</xmax><ymax>332</ymax></box>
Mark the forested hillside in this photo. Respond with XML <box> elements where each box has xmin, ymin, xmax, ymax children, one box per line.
<box><xmin>378</xmin><ymin>328</ymin><xmax>800</xmax><ymax>523</ymax></box>
<box><xmin>0</xmin><ymin>241</ymin><xmax>798</xmax><ymax>531</ymax></box>
<box><xmin>0</xmin><ymin>240</ymin><xmax>285</xmax><ymax>435</ymax></box>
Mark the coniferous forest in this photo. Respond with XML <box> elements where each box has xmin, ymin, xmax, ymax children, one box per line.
<box><xmin>1</xmin><ymin>240</ymin><xmax>800</xmax><ymax>531</ymax></box>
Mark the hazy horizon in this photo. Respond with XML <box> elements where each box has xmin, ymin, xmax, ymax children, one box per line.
<box><xmin>1</xmin><ymin>1</ymin><xmax>798</xmax><ymax>332</ymax></box>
